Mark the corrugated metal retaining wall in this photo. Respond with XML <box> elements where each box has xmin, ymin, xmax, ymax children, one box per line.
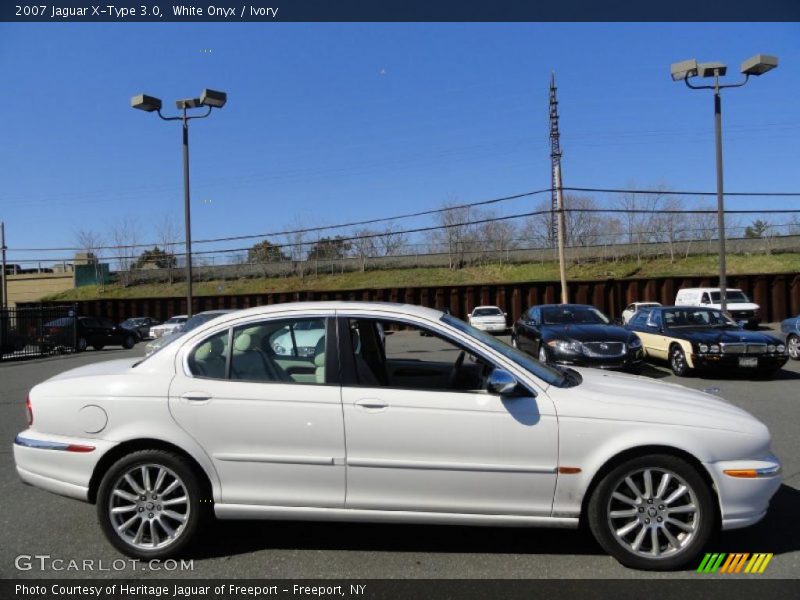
<box><xmin>20</xmin><ymin>272</ymin><xmax>800</xmax><ymax>325</ymax></box>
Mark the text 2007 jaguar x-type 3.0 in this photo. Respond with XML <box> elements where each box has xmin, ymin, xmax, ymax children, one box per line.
<box><xmin>13</xmin><ymin>302</ymin><xmax>781</xmax><ymax>570</ymax></box>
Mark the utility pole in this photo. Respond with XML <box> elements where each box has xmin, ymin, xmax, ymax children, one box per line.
<box><xmin>1</xmin><ymin>222</ymin><xmax>7</xmax><ymax>310</ymax></box>
<box><xmin>548</xmin><ymin>72</ymin><xmax>561</xmax><ymax>249</ymax></box>
<box><xmin>550</xmin><ymin>73</ymin><xmax>568</xmax><ymax>303</ymax></box>
<box><xmin>554</xmin><ymin>164</ymin><xmax>569</xmax><ymax>304</ymax></box>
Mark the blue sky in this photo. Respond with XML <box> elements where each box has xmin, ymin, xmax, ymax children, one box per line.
<box><xmin>0</xmin><ymin>22</ymin><xmax>798</xmax><ymax>264</ymax></box>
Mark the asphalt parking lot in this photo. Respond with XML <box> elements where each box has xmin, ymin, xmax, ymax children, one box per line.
<box><xmin>1</xmin><ymin>333</ymin><xmax>798</xmax><ymax>580</ymax></box>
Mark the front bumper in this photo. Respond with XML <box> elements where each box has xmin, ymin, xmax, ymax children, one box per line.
<box><xmin>13</xmin><ymin>431</ymin><xmax>116</xmax><ymax>502</ymax></box>
<box><xmin>551</xmin><ymin>348</ymin><xmax>645</xmax><ymax>371</ymax></box>
<box><xmin>691</xmin><ymin>353</ymin><xmax>788</xmax><ymax>372</ymax></box>
<box><xmin>705</xmin><ymin>454</ymin><xmax>782</xmax><ymax>530</ymax></box>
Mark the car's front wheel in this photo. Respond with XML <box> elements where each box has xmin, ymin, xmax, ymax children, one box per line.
<box><xmin>587</xmin><ymin>454</ymin><xmax>715</xmax><ymax>570</ymax></box>
<box><xmin>122</xmin><ymin>334</ymin><xmax>136</xmax><ymax>349</ymax></box>
<box><xmin>669</xmin><ymin>344</ymin><xmax>691</xmax><ymax>377</ymax></box>
<box><xmin>97</xmin><ymin>450</ymin><xmax>207</xmax><ymax>559</ymax></box>
<box><xmin>787</xmin><ymin>334</ymin><xmax>799</xmax><ymax>360</ymax></box>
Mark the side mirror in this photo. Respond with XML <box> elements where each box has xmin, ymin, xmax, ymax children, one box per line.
<box><xmin>487</xmin><ymin>368</ymin><xmax>518</xmax><ymax>396</ymax></box>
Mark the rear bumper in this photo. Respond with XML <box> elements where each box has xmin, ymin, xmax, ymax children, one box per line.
<box><xmin>13</xmin><ymin>432</ymin><xmax>116</xmax><ymax>503</ymax></box>
<box><xmin>705</xmin><ymin>454</ymin><xmax>782</xmax><ymax>530</ymax></box>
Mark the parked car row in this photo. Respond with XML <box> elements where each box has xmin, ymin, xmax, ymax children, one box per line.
<box><xmin>510</xmin><ymin>301</ymin><xmax>789</xmax><ymax>378</ymax></box>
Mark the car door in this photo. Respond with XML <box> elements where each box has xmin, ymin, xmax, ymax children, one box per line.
<box><xmin>168</xmin><ymin>313</ymin><xmax>346</xmax><ymax>507</ymax></box>
<box><xmin>642</xmin><ymin>310</ymin><xmax>670</xmax><ymax>359</ymax></box>
<box><xmin>516</xmin><ymin>308</ymin><xmax>541</xmax><ymax>354</ymax></box>
<box><xmin>339</xmin><ymin>314</ymin><xmax>559</xmax><ymax>517</ymax></box>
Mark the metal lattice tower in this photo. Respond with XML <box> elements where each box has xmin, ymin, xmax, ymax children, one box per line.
<box><xmin>548</xmin><ymin>72</ymin><xmax>562</xmax><ymax>248</ymax></box>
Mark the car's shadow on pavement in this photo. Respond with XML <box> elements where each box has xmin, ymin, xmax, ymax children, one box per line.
<box><xmin>188</xmin><ymin>485</ymin><xmax>799</xmax><ymax>563</ymax></box>
<box><xmin>191</xmin><ymin>519</ymin><xmax>603</xmax><ymax>560</ymax></box>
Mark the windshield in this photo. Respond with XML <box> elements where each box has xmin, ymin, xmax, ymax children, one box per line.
<box><xmin>442</xmin><ymin>314</ymin><xmax>576</xmax><ymax>388</ymax></box>
<box><xmin>663</xmin><ymin>308</ymin><xmax>737</xmax><ymax>328</ymax></box>
<box><xmin>472</xmin><ymin>308</ymin><xmax>503</xmax><ymax>317</ymax></box>
<box><xmin>542</xmin><ymin>306</ymin><xmax>609</xmax><ymax>325</ymax></box>
<box><xmin>710</xmin><ymin>291</ymin><xmax>749</xmax><ymax>303</ymax></box>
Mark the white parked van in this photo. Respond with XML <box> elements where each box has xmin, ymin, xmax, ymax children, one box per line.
<box><xmin>674</xmin><ymin>287</ymin><xmax>760</xmax><ymax>328</ymax></box>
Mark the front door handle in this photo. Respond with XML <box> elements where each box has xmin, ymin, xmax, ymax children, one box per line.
<box><xmin>181</xmin><ymin>392</ymin><xmax>212</xmax><ymax>402</ymax></box>
<box><xmin>355</xmin><ymin>398</ymin><xmax>388</xmax><ymax>410</ymax></box>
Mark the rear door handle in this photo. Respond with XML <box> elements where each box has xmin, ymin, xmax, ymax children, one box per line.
<box><xmin>181</xmin><ymin>392</ymin><xmax>212</xmax><ymax>402</ymax></box>
<box><xmin>355</xmin><ymin>399</ymin><xmax>388</xmax><ymax>410</ymax></box>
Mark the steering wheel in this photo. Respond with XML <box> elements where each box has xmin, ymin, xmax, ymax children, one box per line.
<box><xmin>447</xmin><ymin>350</ymin><xmax>466</xmax><ymax>389</ymax></box>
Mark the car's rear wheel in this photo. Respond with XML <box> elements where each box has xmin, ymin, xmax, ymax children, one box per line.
<box><xmin>97</xmin><ymin>450</ymin><xmax>207</xmax><ymax>559</ymax></box>
<box><xmin>76</xmin><ymin>337</ymin><xmax>88</xmax><ymax>352</ymax></box>
<box><xmin>123</xmin><ymin>335</ymin><xmax>136</xmax><ymax>349</ymax></box>
<box><xmin>669</xmin><ymin>344</ymin><xmax>691</xmax><ymax>377</ymax></box>
<box><xmin>587</xmin><ymin>454</ymin><xmax>715</xmax><ymax>571</ymax></box>
<box><xmin>787</xmin><ymin>334</ymin><xmax>799</xmax><ymax>360</ymax></box>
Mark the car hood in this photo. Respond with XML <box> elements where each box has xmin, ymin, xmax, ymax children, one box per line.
<box><xmin>665</xmin><ymin>328</ymin><xmax>782</xmax><ymax>344</ymax></box>
<box><xmin>543</xmin><ymin>323</ymin><xmax>633</xmax><ymax>342</ymax></box>
<box><xmin>547</xmin><ymin>368</ymin><xmax>766</xmax><ymax>436</ymax></box>
<box><xmin>45</xmin><ymin>358</ymin><xmax>141</xmax><ymax>382</ymax></box>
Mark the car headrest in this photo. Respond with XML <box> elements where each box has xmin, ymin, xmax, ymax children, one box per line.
<box><xmin>234</xmin><ymin>332</ymin><xmax>252</xmax><ymax>353</ymax></box>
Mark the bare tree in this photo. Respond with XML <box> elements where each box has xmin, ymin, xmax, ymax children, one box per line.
<box><xmin>478</xmin><ymin>213</ymin><xmax>517</xmax><ymax>264</ymax></box>
<box><xmin>429</xmin><ymin>204</ymin><xmax>478</xmax><ymax>269</ymax></box>
<box><xmin>74</xmin><ymin>228</ymin><xmax>106</xmax><ymax>291</ymax></box>
<box><xmin>377</xmin><ymin>223</ymin><xmax>408</xmax><ymax>257</ymax></box>
<box><xmin>109</xmin><ymin>216</ymin><xmax>140</xmax><ymax>287</ymax></box>
<box><xmin>283</xmin><ymin>217</ymin><xmax>308</xmax><ymax>280</ymax></box>
<box><xmin>351</xmin><ymin>228</ymin><xmax>378</xmax><ymax>272</ymax></box>
<box><xmin>156</xmin><ymin>215</ymin><xmax>181</xmax><ymax>284</ymax></box>
<box><xmin>649</xmin><ymin>196</ymin><xmax>688</xmax><ymax>263</ymax></box>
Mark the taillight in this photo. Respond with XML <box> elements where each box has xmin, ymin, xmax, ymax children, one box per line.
<box><xmin>25</xmin><ymin>395</ymin><xmax>33</xmax><ymax>427</ymax></box>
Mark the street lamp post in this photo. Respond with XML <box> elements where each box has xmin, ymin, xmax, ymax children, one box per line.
<box><xmin>670</xmin><ymin>55</ymin><xmax>777</xmax><ymax>314</ymax></box>
<box><xmin>131</xmin><ymin>89</ymin><xmax>227</xmax><ymax>317</ymax></box>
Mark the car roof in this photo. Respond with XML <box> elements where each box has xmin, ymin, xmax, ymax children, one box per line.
<box><xmin>530</xmin><ymin>304</ymin><xmax>596</xmax><ymax>310</ymax></box>
<box><xmin>193</xmin><ymin>301</ymin><xmax>446</xmax><ymax>321</ymax></box>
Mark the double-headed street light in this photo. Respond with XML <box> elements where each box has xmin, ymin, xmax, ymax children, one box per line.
<box><xmin>131</xmin><ymin>89</ymin><xmax>227</xmax><ymax>317</ymax></box>
<box><xmin>670</xmin><ymin>55</ymin><xmax>777</xmax><ymax>314</ymax></box>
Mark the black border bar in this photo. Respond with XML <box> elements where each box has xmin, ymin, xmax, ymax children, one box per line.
<box><xmin>3</xmin><ymin>0</ymin><xmax>800</xmax><ymax>22</ymax></box>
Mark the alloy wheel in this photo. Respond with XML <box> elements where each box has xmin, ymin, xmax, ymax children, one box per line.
<box><xmin>107</xmin><ymin>463</ymin><xmax>190</xmax><ymax>551</ymax></box>
<box><xmin>607</xmin><ymin>467</ymin><xmax>700</xmax><ymax>560</ymax></box>
<box><xmin>788</xmin><ymin>335</ymin><xmax>799</xmax><ymax>360</ymax></box>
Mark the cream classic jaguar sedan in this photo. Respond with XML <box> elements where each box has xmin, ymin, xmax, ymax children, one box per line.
<box><xmin>13</xmin><ymin>302</ymin><xmax>781</xmax><ymax>570</ymax></box>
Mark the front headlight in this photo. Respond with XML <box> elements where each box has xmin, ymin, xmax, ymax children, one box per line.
<box><xmin>710</xmin><ymin>344</ymin><xmax>721</xmax><ymax>353</ymax></box>
<box><xmin>272</xmin><ymin>343</ymin><xmax>287</xmax><ymax>355</ymax></box>
<box><xmin>698</xmin><ymin>343</ymin><xmax>709</xmax><ymax>353</ymax></box>
<box><xmin>547</xmin><ymin>339</ymin><xmax>582</xmax><ymax>354</ymax></box>
<box><xmin>628</xmin><ymin>337</ymin><xmax>642</xmax><ymax>348</ymax></box>
<box><xmin>767</xmin><ymin>344</ymin><xmax>776</xmax><ymax>353</ymax></box>
<box><xmin>777</xmin><ymin>344</ymin><xmax>785</xmax><ymax>353</ymax></box>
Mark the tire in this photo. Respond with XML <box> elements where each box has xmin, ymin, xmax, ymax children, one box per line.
<box><xmin>76</xmin><ymin>337</ymin><xmax>88</xmax><ymax>352</ymax></box>
<box><xmin>587</xmin><ymin>454</ymin><xmax>715</xmax><ymax>571</ymax></box>
<box><xmin>788</xmin><ymin>334</ymin><xmax>799</xmax><ymax>361</ymax></box>
<box><xmin>123</xmin><ymin>335</ymin><xmax>136</xmax><ymax>349</ymax></box>
<box><xmin>669</xmin><ymin>344</ymin><xmax>691</xmax><ymax>377</ymax></box>
<box><xmin>538</xmin><ymin>344</ymin><xmax>548</xmax><ymax>363</ymax></box>
<box><xmin>92</xmin><ymin>344</ymin><xmax>105</xmax><ymax>351</ymax></box>
<box><xmin>96</xmin><ymin>449</ymin><xmax>208</xmax><ymax>559</ymax></box>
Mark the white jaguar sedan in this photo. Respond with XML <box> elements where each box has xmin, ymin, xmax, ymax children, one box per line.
<box><xmin>13</xmin><ymin>302</ymin><xmax>781</xmax><ymax>570</ymax></box>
